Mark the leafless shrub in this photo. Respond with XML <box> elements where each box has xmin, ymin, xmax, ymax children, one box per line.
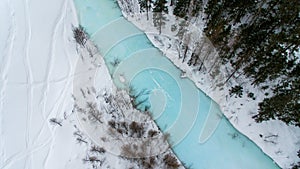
<box><xmin>108</xmin><ymin>120</ymin><xmax>146</xmax><ymax>138</ymax></box>
<box><xmin>73</xmin><ymin>25</ymin><xmax>88</xmax><ymax>46</ymax></box>
<box><xmin>121</xmin><ymin>144</ymin><xmax>138</xmax><ymax>157</ymax></box>
<box><xmin>49</xmin><ymin>118</ymin><xmax>62</xmax><ymax>126</ymax></box>
<box><xmin>263</xmin><ymin>139</ymin><xmax>277</xmax><ymax>145</ymax></box>
<box><xmin>86</xmin><ymin>102</ymin><xmax>103</xmax><ymax>123</ymax></box>
<box><xmin>76</xmin><ymin>137</ymin><xmax>87</xmax><ymax>144</ymax></box>
<box><xmin>148</xmin><ymin>130</ymin><xmax>159</xmax><ymax>137</ymax></box>
<box><xmin>91</xmin><ymin>145</ymin><xmax>106</xmax><ymax>154</ymax></box>
<box><xmin>110</xmin><ymin>57</ymin><xmax>120</xmax><ymax>67</ymax></box>
<box><xmin>163</xmin><ymin>133</ymin><xmax>171</xmax><ymax>144</ymax></box>
<box><xmin>108</xmin><ymin>120</ymin><xmax>116</xmax><ymax>128</ymax></box>
<box><xmin>140</xmin><ymin>156</ymin><xmax>157</xmax><ymax>169</ymax></box>
<box><xmin>87</xmin><ymin>47</ymin><xmax>94</xmax><ymax>58</ymax></box>
<box><xmin>129</xmin><ymin>121</ymin><xmax>145</xmax><ymax>137</ymax></box>
<box><xmin>101</xmin><ymin>137</ymin><xmax>107</xmax><ymax>142</ymax></box>
<box><xmin>163</xmin><ymin>153</ymin><xmax>180</xmax><ymax>169</ymax></box>
<box><xmin>83</xmin><ymin>156</ymin><xmax>106</xmax><ymax>168</ymax></box>
<box><xmin>264</xmin><ymin>134</ymin><xmax>278</xmax><ymax>139</ymax></box>
<box><xmin>73</xmin><ymin>131</ymin><xmax>83</xmax><ymax>138</ymax></box>
<box><xmin>128</xmin><ymin>87</ymin><xmax>151</xmax><ymax>110</ymax></box>
<box><xmin>83</xmin><ymin>156</ymin><xmax>100</xmax><ymax>163</ymax></box>
<box><xmin>80</xmin><ymin>88</ymin><xmax>86</xmax><ymax>98</ymax></box>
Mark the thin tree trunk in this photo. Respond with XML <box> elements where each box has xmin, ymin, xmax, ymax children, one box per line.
<box><xmin>183</xmin><ymin>45</ymin><xmax>188</xmax><ymax>62</ymax></box>
<box><xmin>159</xmin><ymin>13</ymin><xmax>162</xmax><ymax>34</ymax></box>
<box><xmin>225</xmin><ymin>68</ymin><xmax>238</xmax><ymax>84</ymax></box>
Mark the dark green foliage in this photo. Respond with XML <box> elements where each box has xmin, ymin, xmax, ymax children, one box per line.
<box><xmin>292</xmin><ymin>163</ymin><xmax>300</xmax><ymax>169</ymax></box>
<box><xmin>229</xmin><ymin>85</ymin><xmax>243</xmax><ymax>98</ymax></box>
<box><xmin>153</xmin><ymin>0</ymin><xmax>168</xmax><ymax>13</ymax></box>
<box><xmin>138</xmin><ymin>0</ymin><xmax>153</xmax><ymax>20</ymax></box>
<box><xmin>173</xmin><ymin>0</ymin><xmax>202</xmax><ymax>18</ymax></box>
<box><xmin>205</xmin><ymin>0</ymin><xmax>299</xmax><ymax>83</ymax></box>
<box><xmin>173</xmin><ymin>0</ymin><xmax>191</xmax><ymax>18</ymax></box>
<box><xmin>153</xmin><ymin>0</ymin><xmax>168</xmax><ymax>34</ymax></box>
<box><xmin>203</xmin><ymin>0</ymin><xmax>300</xmax><ymax>127</ymax></box>
<box><xmin>247</xmin><ymin>92</ymin><xmax>255</xmax><ymax>100</ymax></box>
<box><xmin>254</xmin><ymin>64</ymin><xmax>300</xmax><ymax>127</ymax></box>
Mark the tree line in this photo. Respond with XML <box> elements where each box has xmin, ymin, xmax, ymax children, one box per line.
<box><xmin>137</xmin><ymin>0</ymin><xmax>300</xmax><ymax>129</ymax></box>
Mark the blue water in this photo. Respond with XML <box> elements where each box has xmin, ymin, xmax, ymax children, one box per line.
<box><xmin>73</xmin><ymin>0</ymin><xmax>280</xmax><ymax>168</ymax></box>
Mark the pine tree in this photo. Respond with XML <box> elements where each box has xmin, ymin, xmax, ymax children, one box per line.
<box><xmin>254</xmin><ymin>64</ymin><xmax>300</xmax><ymax>127</ymax></box>
<box><xmin>173</xmin><ymin>0</ymin><xmax>191</xmax><ymax>18</ymax></box>
<box><xmin>138</xmin><ymin>0</ymin><xmax>153</xmax><ymax>20</ymax></box>
<box><xmin>204</xmin><ymin>0</ymin><xmax>300</xmax><ymax>126</ymax></box>
<box><xmin>153</xmin><ymin>0</ymin><xmax>168</xmax><ymax>34</ymax></box>
<box><xmin>173</xmin><ymin>0</ymin><xmax>202</xmax><ymax>18</ymax></box>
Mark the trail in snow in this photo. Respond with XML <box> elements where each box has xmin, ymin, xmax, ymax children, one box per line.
<box><xmin>0</xmin><ymin>0</ymin><xmax>16</xmax><ymax>166</ymax></box>
<box><xmin>41</xmin><ymin>1</ymin><xmax>70</xmax><ymax>167</ymax></box>
<box><xmin>0</xmin><ymin>0</ymin><xmax>89</xmax><ymax>168</ymax></box>
<box><xmin>24</xmin><ymin>0</ymin><xmax>33</xmax><ymax>168</ymax></box>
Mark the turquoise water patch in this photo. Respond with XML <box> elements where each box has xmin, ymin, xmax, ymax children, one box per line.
<box><xmin>74</xmin><ymin>0</ymin><xmax>122</xmax><ymax>34</ymax></box>
<box><xmin>130</xmin><ymin>69</ymin><xmax>181</xmax><ymax>130</ymax></box>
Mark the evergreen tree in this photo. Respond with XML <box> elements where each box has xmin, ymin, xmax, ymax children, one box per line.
<box><xmin>254</xmin><ymin>64</ymin><xmax>300</xmax><ymax>127</ymax></box>
<box><xmin>204</xmin><ymin>0</ymin><xmax>300</xmax><ymax>126</ymax></box>
<box><xmin>173</xmin><ymin>0</ymin><xmax>202</xmax><ymax>18</ymax></box>
<box><xmin>173</xmin><ymin>0</ymin><xmax>191</xmax><ymax>18</ymax></box>
<box><xmin>138</xmin><ymin>0</ymin><xmax>153</xmax><ymax>20</ymax></box>
<box><xmin>153</xmin><ymin>0</ymin><xmax>168</xmax><ymax>34</ymax></box>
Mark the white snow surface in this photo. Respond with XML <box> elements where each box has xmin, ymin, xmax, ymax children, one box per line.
<box><xmin>0</xmin><ymin>0</ymin><xmax>92</xmax><ymax>168</ymax></box>
<box><xmin>0</xmin><ymin>0</ymin><xmax>104</xmax><ymax>167</ymax></box>
<box><xmin>117</xmin><ymin>1</ymin><xmax>300</xmax><ymax>168</ymax></box>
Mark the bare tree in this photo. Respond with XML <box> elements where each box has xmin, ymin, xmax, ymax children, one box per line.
<box><xmin>49</xmin><ymin>118</ymin><xmax>62</xmax><ymax>126</ymax></box>
<box><xmin>163</xmin><ymin>153</ymin><xmax>180</xmax><ymax>169</ymax></box>
<box><xmin>73</xmin><ymin>25</ymin><xmax>88</xmax><ymax>46</ymax></box>
<box><xmin>182</xmin><ymin>33</ymin><xmax>191</xmax><ymax>62</ymax></box>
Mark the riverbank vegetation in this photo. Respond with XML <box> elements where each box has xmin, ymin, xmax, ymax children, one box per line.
<box><xmin>138</xmin><ymin>0</ymin><xmax>300</xmax><ymax>130</ymax></box>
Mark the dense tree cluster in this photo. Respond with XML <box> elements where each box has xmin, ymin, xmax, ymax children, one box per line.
<box><xmin>138</xmin><ymin>0</ymin><xmax>153</xmax><ymax>20</ymax></box>
<box><xmin>173</xmin><ymin>0</ymin><xmax>202</xmax><ymax>18</ymax></box>
<box><xmin>153</xmin><ymin>0</ymin><xmax>168</xmax><ymax>34</ymax></box>
<box><xmin>203</xmin><ymin>0</ymin><xmax>300</xmax><ymax>127</ymax></box>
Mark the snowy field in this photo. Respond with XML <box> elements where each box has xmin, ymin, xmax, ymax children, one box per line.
<box><xmin>0</xmin><ymin>0</ymin><xmax>89</xmax><ymax>168</ymax></box>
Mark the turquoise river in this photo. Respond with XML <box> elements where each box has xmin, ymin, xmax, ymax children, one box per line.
<box><xmin>73</xmin><ymin>0</ymin><xmax>280</xmax><ymax>168</ymax></box>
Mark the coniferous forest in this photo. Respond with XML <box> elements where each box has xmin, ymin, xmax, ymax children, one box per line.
<box><xmin>138</xmin><ymin>0</ymin><xmax>300</xmax><ymax>128</ymax></box>
<box><xmin>203</xmin><ymin>0</ymin><xmax>300</xmax><ymax>128</ymax></box>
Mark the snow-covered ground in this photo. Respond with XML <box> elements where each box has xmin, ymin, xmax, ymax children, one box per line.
<box><xmin>0</xmin><ymin>0</ymin><xmax>93</xmax><ymax>168</ymax></box>
<box><xmin>117</xmin><ymin>1</ymin><xmax>300</xmax><ymax>168</ymax></box>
